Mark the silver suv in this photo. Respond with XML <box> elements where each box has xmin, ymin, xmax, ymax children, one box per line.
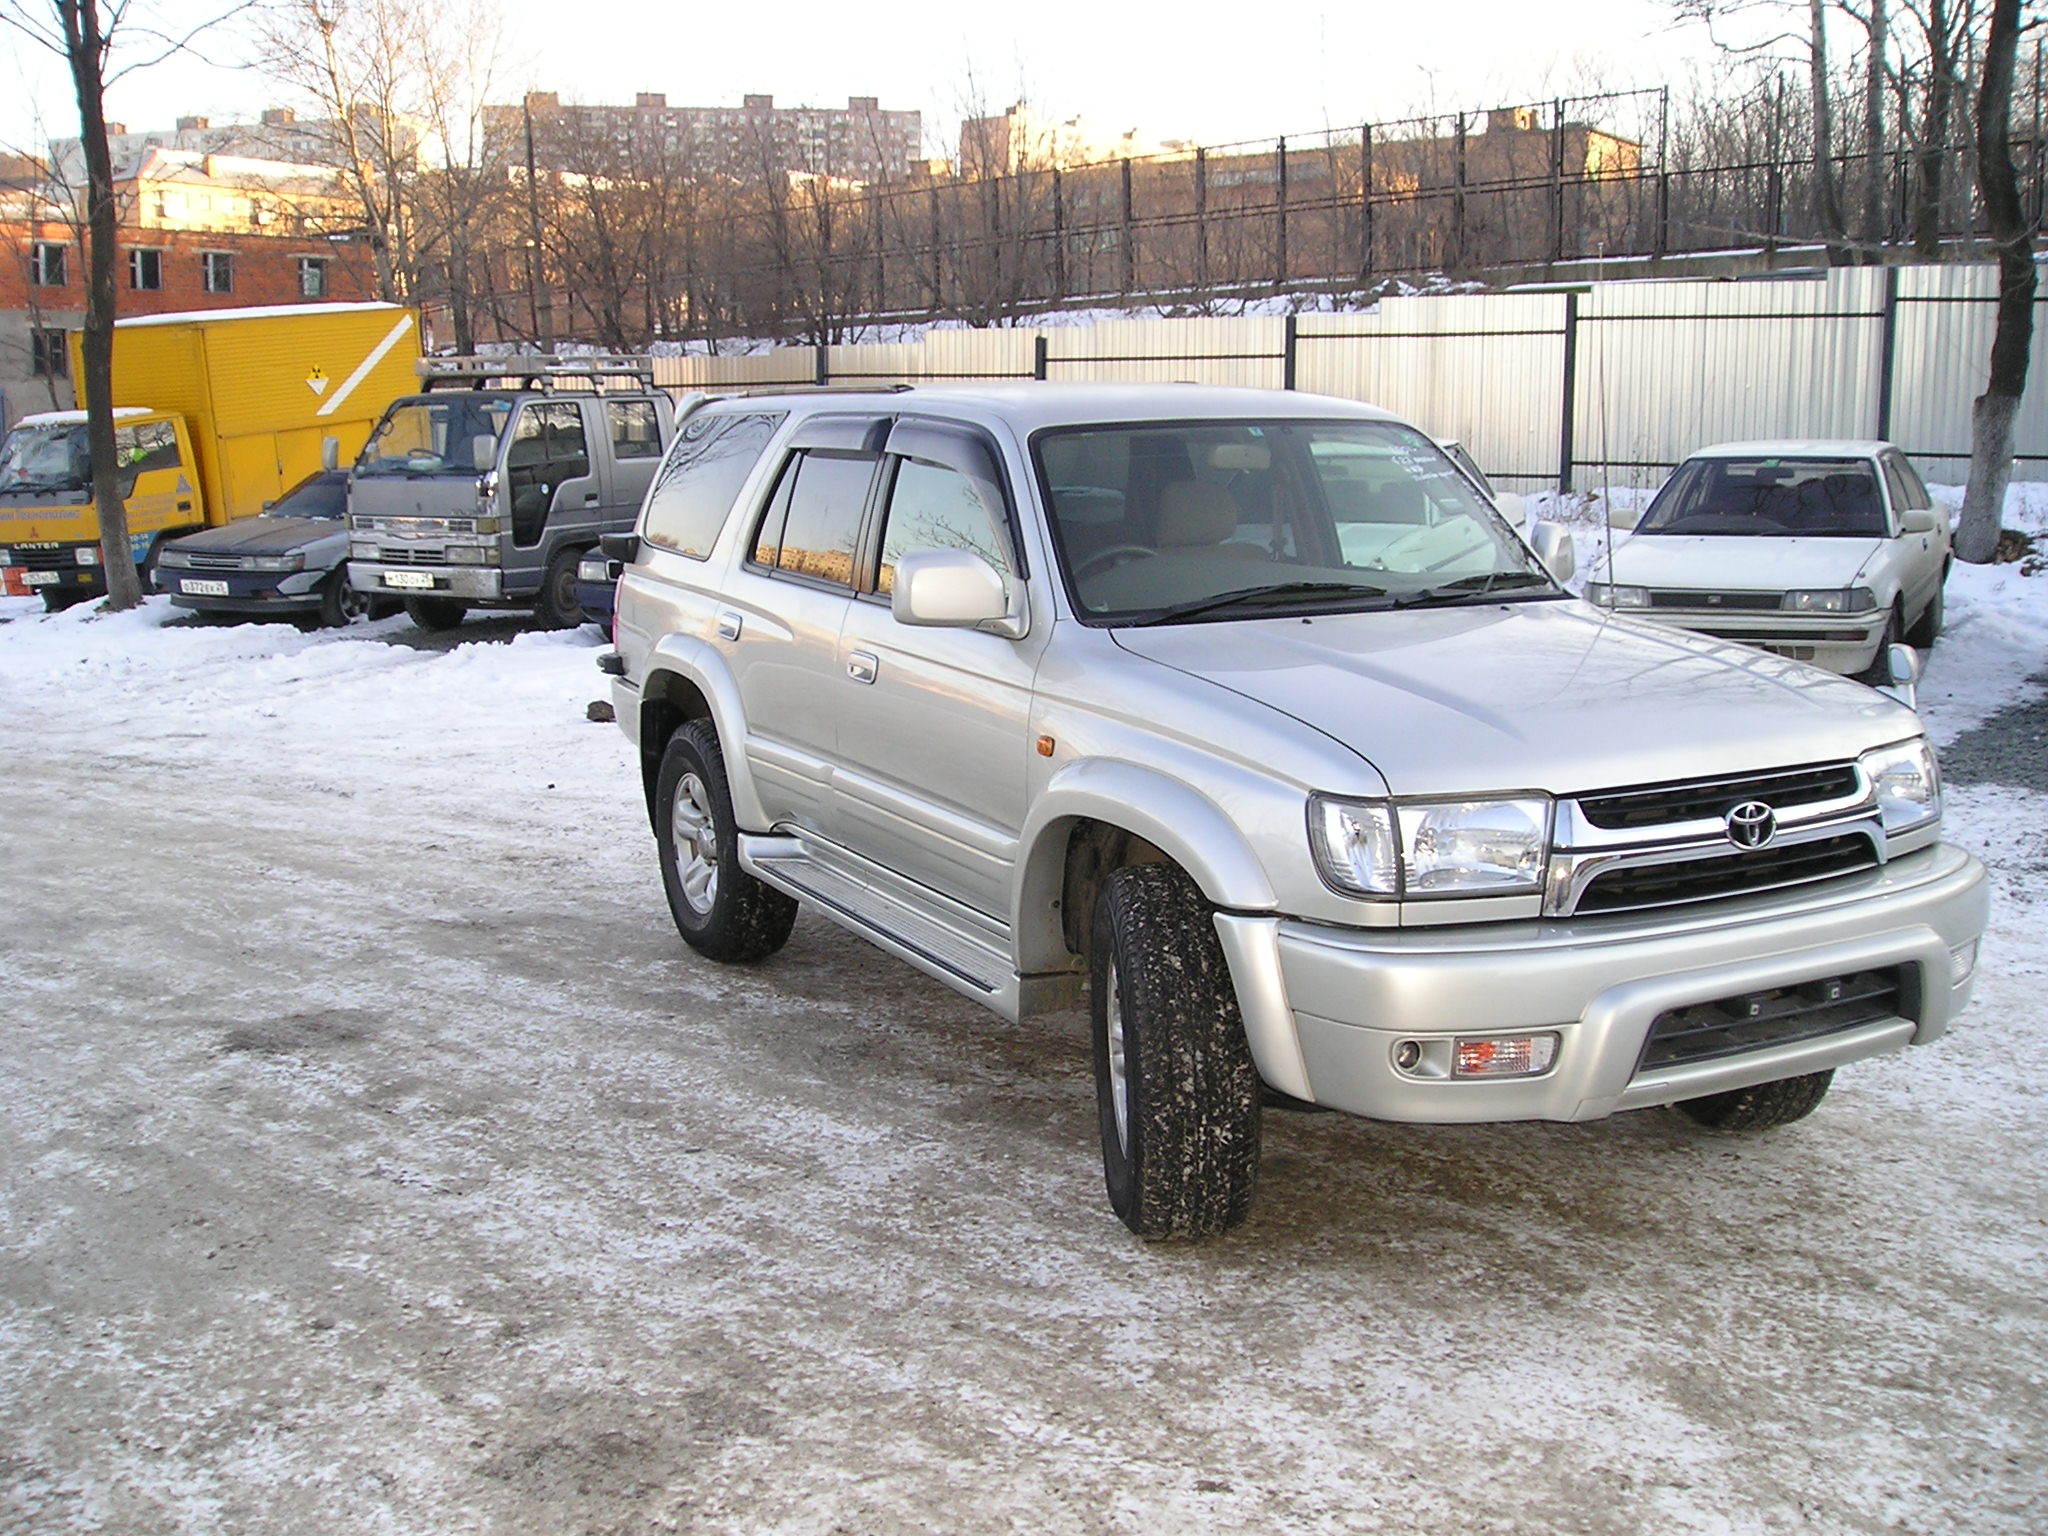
<box><xmin>604</xmin><ymin>384</ymin><xmax>1988</xmax><ymax>1239</ymax></box>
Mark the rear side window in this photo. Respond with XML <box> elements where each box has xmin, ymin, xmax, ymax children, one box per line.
<box><xmin>749</xmin><ymin>450</ymin><xmax>877</xmax><ymax>588</ymax></box>
<box><xmin>606</xmin><ymin>399</ymin><xmax>663</xmax><ymax>460</ymax></box>
<box><xmin>640</xmin><ymin>411</ymin><xmax>784</xmax><ymax>560</ymax></box>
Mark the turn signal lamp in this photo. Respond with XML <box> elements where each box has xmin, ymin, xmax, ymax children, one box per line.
<box><xmin>1453</xmin><ymin>1034</ymin><xmax>1559</xmax><ymax>1078</ymax></box>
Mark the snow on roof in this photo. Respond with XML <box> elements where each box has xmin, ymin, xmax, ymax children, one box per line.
<box><xmin>116</xmin><ymin>302</ymin><xmax>406</xmax><ymax>328</ymax></box>
<box><xmin>15</xmin><ymin>407</ymin><xmax>153</xmax><ymax>426</ymax></box>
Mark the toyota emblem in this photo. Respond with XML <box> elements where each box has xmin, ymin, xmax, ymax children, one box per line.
<box><xmin>1726</xmin><ymin>800</ymin><xmax>1776</xmax><ymax>849</ymax></box>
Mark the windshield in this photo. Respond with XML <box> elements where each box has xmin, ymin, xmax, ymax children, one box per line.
<box><xmin>356</xmin><ymin>396</ymin><xmax>514</xmax><ymax>479</ymax></box>
<box><xmin>0</xmin><ymin>422</ymin><xmax>89</xmax><ymax>494</ymax></box>
<box><xmin>1034</xmin><ymin>419</ymin><xmax>1554</xmax><ymax>624</ymax></box>
<box><xmin>1637</xmin><ymin>456</ymin><xmax>1889</xmax><ymax>538</ymax></box>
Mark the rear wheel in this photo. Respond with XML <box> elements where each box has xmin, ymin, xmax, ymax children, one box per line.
<box><xmin>1091</xmin><ymin>862</ymin><xmax>1261</xmax><ymax>1239</ymax></box>
<box><xmin>403</xmin><ymin>596</ymin><xmax>469</xmax><ymax>631</ymax></box>
<box><xmin>536</xmin><ymin>546</ymin><xmax>584</xmax><ymax>630</ymax></box>
<box><xmin>1674</xmin><ymin>1069</ymin><xmax>1833</xmax><ymax>1131</ymax></box>
<box><xmin>654</xmin><ymin>720</ymin><xmax>797</xmax><ymax>963</ymax></box>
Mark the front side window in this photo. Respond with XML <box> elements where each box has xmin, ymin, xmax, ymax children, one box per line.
<box><xmin>1881</xmin><ymin>453</ymin><xmax>1933</xmax><ymax>515</ymax></box>
<box><xmin>31</xmin><ymin>242</ymin><xmax>67</xmax><ymax>286</ymax></box>
<box><xmin>356</xmin><ymin>396</ymin><xmax>515</xmax><ymax>479</ymax></box>
<box><xmin>505</xmin><ymin>401</ymin><xmax>590</xmax><ymax>546</ymax></box>
<box><xmin>298</xmin><ymin>257</ymin><xmax>328</xmax><ymax>298</ymax></box>
<box><xmin>1035</xmin><ymin>418</ymin><xmax>1549</xmax><ymax>624</ymax></box>
<box><xmin>115</xmin><ymin>419</ymin><xmax>182</xmax><ymax>478</ymax></box>
<box><xmin>877</xmin><ymin>457</ymin><xmax>1013</xmax><ymax>594</ymax></box>
<box><xmin>202</xmin><ymin>251</ymin><xmax>234</xmax><ymax>294</ymax></box>
<box><xmin>749</xmin><ymin>450</ymin><xmax>876</xmax><ymax>588</ymax></box>
<box><xmin>605</xmin><ymin>399</ymin><xmax>662</xmax><ymax>460</ymax></box>
<box><xmin>1637</xmin><ymin>457</ymin><xmax>1888</xmax><ymax>538</ymax></box>
<box><xmin>129</xmin><ymin>248</ymin><xmax>164</xmax><ymax>290</ymax></box>
<box><xmin>641</xmin><ymin>410</ymin><xmax>784</xmax><ymax>559</ymax></box>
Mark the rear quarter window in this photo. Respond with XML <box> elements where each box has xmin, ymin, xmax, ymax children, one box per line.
<box><xmin>640</xmin><ymin>411</ymin><xmax>785</xmax><ymax>560</ymax></box>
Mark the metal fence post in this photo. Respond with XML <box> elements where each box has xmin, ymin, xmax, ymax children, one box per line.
<box><xmin>1558</xmin><ymin>291</ymin><xmax>1580</xmax><ymax>493</ymax></box>
<box><xmin>1360</xmin><ymin>124</ymin><xmax>1374</xmax><ymax>285</ymax></box>
<box><xmin>1034</xmin><ymin>333</ymin><xmax>1049</xmax><ymax>381</ymax></box>
<box><xmin>1121</xmin><ymin>158</ymin><xmax>1136</xmax><ymax>295</ymax></box>
<box><xmin>1877</xmin><ymin>264</ymin><xmax>1901</xmax><ymax>440</ymax></box>
<box><xmin>1283</xmin><ymin>314</ymin><xmax>1298</xmax><ymax>389</ymax></box>
<box><xmin>1276</xmin><ymin>136</ymin><xmax>1289</xmax><ymax>289</ymax></box>
<box><xmin>1196</xmin><ymin>148</ymin><xmax>1210</xmax><ymax>291</ymax></box>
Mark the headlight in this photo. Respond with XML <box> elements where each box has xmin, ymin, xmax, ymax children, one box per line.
<box><xmin>1311</xmin><ymin>795</ymin><xmax>1551</xmax><ymax>899</ymax></box>
<box><xmin>1585</xmin><ymin>583</ymin><xmax>1650</xmax><ymax>609</ymax></box>
<box><xmin>75</xmin><ymin>545</ymin><xmax>101</xmax><ymax>566</ymax></box>
<box><xmin>156</xmin><ymin>547</ymin><xmax>191</xmax><ymax>568</ymax></box>
<box><xmin>248</xmin><ymin>553</ymin><xmax>306</xmax><ymax>573</ymax></box>
<box><xmin>473</xmin><ymin>517</ymin><xmax>502</xmax><ymax>536</ymax></box>
<box><xmin>1859</xmin><ymin>737</ymin><xmax>1940</xmax><ymax>834</ymax></box>
<box><xmin>444</xmin><ymin>544</ymin><xmax>493</xmax><ymax>565</ymax></box>
<box><xmin>1783</xmin><ymin>586</ymin><xmax>1879</xmax><ymax>614</ymax></box>
<box><xmin>349</xmin><ymin>540</ymin><xmax>377</xmax><ymax>559</ymax></box>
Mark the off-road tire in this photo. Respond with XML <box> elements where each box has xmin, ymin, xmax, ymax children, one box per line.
<box><xmin>654</xmin><ymin>720</ymin><xmax>797</xmax><ymax>963</ymax></box>
<box><xmin>1674</xmin><ymin>1069</ymin><xmax>1834</xmax><ymax>1131</ymax></box>
<box><xmin>404</xmin><ymin>596</ymin><xmax>469</xmax><ymax>631</ymax></box>
<box><xmin>1091</xmin><ymin>862</ymin><xmax>1261</xmax><ymax>1240</ymax></box>
<box><xmin>1907</xmin><ymin>565</ymin><xmax>1949</xmax><ymax>649</ymax></box>
<box><xmin>536</xmin><ymin>546</ymin><xmax>584</xmax><ymax>630</ymax></box>
<box><xmin>314</xmin><ymin>571</ymin><xmax>370</xmax><ymax>629</ymax></box>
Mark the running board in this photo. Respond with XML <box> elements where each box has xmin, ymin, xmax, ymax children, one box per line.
<box><xmin>742</xmin><ymin>833</ymin><xmax>1019</xmax><ymax>1012</ymax></box>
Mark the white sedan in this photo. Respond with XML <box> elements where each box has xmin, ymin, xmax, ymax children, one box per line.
<box><xmin>1584</xmin><ymin>439</ymin><xmax>1952</xmax><ymax>678</ymax></box>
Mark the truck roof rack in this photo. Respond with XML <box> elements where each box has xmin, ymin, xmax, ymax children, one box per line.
<box><xmin>417</xmin><ymin>354</ymin><xmax>656</xmax><ymax>393</ymax></box>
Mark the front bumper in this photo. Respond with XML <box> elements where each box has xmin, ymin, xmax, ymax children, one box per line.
<box><xmin>347</xmin><ymin>561</ymin><xmax>504</xmax><ymax>601</ymax></box>
<box><xmin>161</xmin><ymin>567</ymin><xmax>328</xmax><ymax>613</ymax></box>
<box><xmin>1217</xmin><ymin>842</ymin><xmax>1987</xmax><ymax>1122</ymax></box>
<box><xmin>1633</xmin><ymin>607</ymin><xmax>1889</xmax><ymax>673</ymax></box>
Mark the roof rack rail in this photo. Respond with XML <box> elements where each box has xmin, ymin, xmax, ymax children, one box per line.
<box><xmin>417</xmin><ymin>354</ymin><xmax>657</xmax><ymax>393</ymax></box>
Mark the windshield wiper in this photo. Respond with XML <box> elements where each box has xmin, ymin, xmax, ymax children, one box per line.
<box><xmin>1126</xmin><ymin>580</ymin><xmax>1391</xmax><ymax>626</ymax></box>
<box><xmin>1393</xmin><ymin>570</ymin><xmax>1559</xmax><ymax>608</ymax></box>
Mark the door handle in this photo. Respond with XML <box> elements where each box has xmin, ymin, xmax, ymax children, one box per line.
<box><xmin>846</xmin><ymin>650</ymin><xmax>878</xmax><ymax>684</ymax></box>
<box><xmin>583</xmin><ymin>492</ymin><xmax>599</xmax><ymax>504</ymax></box>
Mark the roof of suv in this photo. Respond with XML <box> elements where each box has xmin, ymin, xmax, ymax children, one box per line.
<box><xmin>701</xmin><ymin>382</ymin><xmax>1403</xmax><ymax>435</ymax></box>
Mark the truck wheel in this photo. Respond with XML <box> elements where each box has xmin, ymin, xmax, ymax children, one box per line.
<box><xmin>1674</xmin><ymin>1069</ymin><xmax>1833</xmax><ymax>1131</ymax></box>
<box><xmin>404</xmin><ymin>596</ymin><xmax>469</xmax><ymax>631</ymax></box>
<box><xmin>314</xmin><ymin>571</ymin><xmax>370</xmax><ymax>629</ymax></box>
<box><xmin>655</xmin><ymin>720</ymin><xmax>797</xmax><ymax>963</ymax></box>
<box><xmin>536</xmin><ymin>546</ymin><xmax>584</xmax><ymax>630</ymax></box>
<box><xmin>1091</xmin><ymin>863</ymin><xmax>1261</xmax><ymax>1239</ymax></box>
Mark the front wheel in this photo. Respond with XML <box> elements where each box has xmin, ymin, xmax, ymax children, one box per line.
<box><xmin>314</xmin><ymin>570</ymin><xmax>371</xmax><ymax>629</ymax></box>
<box><xmin>1091</xmin><ymin>863</ymin><xmax>1261</xmax><ymax>1240</ymax></box>
<box><xmin>403</xmin><ymin>596</ymin><xmax>469</xmax><ymax>631</ymax></box>
<box><xmin>654</xmin><ymin>720</ymin><xmax>797</xmax><ymax>963</ymax></box>
<box><xmin>1673</xmin><ymin>1069</ymin><xmax>1833</xmax><ymax>1131</ymax></box>
<box><xmin>1856</xmin><ymin>604</ymin><xmax>1904</xmax><ymax>685</ymax></box>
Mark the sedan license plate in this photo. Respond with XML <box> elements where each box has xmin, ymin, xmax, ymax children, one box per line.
<box><xmin>179</xmin><ymin>578</ymin><xmax>230</xmax><ymax>596</ymax></box>
<box><xmin>383</xmin><ymin>570</ymin><xmax>434</xmax><ymax>590</ymax></box>
<box><xmin>22</xmin><ymin>571</ymin><xmax>58</xmax><ymax>587</ymax></box>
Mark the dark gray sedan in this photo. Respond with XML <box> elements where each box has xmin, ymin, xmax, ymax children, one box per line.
<box><xmin>155</xmin><ymin>471</ymin><xmax>377</xmax><ymax>628</ymax></box>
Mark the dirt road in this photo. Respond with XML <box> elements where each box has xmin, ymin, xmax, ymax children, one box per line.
<box><xmin>1</xmin><ymin>622</ymin><xmax>2042</xmax><ymax>1535</ymax></box>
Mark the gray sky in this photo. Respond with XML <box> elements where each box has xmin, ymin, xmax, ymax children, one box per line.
<box><xmin>4</xmin><ymin>0</ymin><xmax>1760</xmax><ymax>161</ymax></box>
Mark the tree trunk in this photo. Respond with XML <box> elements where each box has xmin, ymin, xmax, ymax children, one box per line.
<box><xmin>1914</xmin><ymin>0</ymin><xmax>1954</xmax><ymax>258</ymax></box>
<box><xmin>1809</xmin><ymin>0</ymin><xmax>1849</xmax><ymax>256</ymax></box>
<box><xmin>1958</xmin><ymin>0</ymin><xmax>2034</xmax><ymax>564</ymax></box>
<box><xmin>1862</xmin><ymin>0</ymin><xmax>1888</xmax><ymax>246</ymax></box>
<box><xmin>60</xmin><ymin>0</ymin><xmax>142</xmax><ymax>611</ymax></box>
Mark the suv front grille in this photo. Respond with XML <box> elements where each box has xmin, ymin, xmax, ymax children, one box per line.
<box><xmin>1637</xmin><ymin>966</ymin><xmax>1908</xmax><ymax>1072</ymax></box>
<box><xmin>1578</xmin><ymin>764</ymin><xmax>1862</xmax><ymax>831</ymax></box>
<box><xmin>1577</xmin><ymin>833</ymin><xmax>1877</xmax><ymax>913</ymax></box>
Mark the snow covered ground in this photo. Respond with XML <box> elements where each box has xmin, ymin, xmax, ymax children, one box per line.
<box><xmin>0</xmin><ymin>510</ymin><xmax>2043</xmax><ymax>1534</ymax></box>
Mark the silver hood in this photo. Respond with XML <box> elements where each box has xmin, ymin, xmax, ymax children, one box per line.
<box><xmin>1110</xmin><ymin>600</ymin><xmax>1919</xmax><ymax>798</ymax></box>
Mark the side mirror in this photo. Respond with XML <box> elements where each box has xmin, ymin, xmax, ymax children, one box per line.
<box><xmin>471</xmin><ymin>435</ymin><xmax>497</xmax><ymax>473</ymax></box>
<box><xmin>600</xmin><ymin>531</ymin><xmax>641</xmax><ymax>563</ymax></box>
<box><xmin>891</xmin><ymin>548</ymin><xmax>1018</xmax><ymax>634</ymax></box>
<box><xmin>1899</xmin><ymin>508</ymin><xmax>1939</xmax><ymax>535</ymax></box>
<box><xmin>1880</xmin><ymin>641</ymin><xmax>1921</xmax><ymax>710</ymax></box>
<box><xmin>320</xmin><ymin>435</ymin><xmax>340</xmax><ymax>472</ymax></box>
<box><xmin>1606</xmin><ymin>502</ymin><xmax>1640</xmax><ymax>531</ymax></box>
<box><xmin>1529</xmin><ymin>521</ymin><xmax>1577</xmax><ymax>584</ymax></box>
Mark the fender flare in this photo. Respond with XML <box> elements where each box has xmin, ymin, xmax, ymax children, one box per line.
<box><xmin>637</xmin><ymin>632</ymin><xmax>770</xmax><ymax>830</ymax></box>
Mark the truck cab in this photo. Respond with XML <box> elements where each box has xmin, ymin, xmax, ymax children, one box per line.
<box><xmin>345</xmin><ymin>356</ymin><xmax>675</xmax><ymax>630</ymax></box>
<box><xmin>0</xmin><ymin>409</ymin><xmax>199</xmax><ymax>608</ymax></box>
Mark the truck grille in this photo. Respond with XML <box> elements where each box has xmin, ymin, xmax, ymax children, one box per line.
<box><xmin>1577</xmin><ymin>834</ymin><xmax>1876</xmax><ymax>913</ymax></box>
<box><xmin>374</xmin><ymin>547</ymin><xmax>448</xmax><ymax>567</ymax></box>
<box><xmin>1637</xmin><ymin>966</ymin><xmax>1909</xmax><ymax>1072</ymax></box>
<box><xmin>1579</xmin><ymin>764</ymin><xmax>1862</xmax><ymax>831</ymax></box>
<box><xmin>7</xmin><ymin>547</ymin><xmax>69</xmax><ymax>572</ymax></box>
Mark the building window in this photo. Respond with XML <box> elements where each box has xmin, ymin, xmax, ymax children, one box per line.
<box><xmin>297</xmin><ymin>256</ymin><xmax>328</xmax><ymax>298</ymax></box>
<box><xmin>129</xmin><ymin>248</ymin><xmax>164</xmax><ymax>290</ymax></box>
<box><xmin>201</xmin><ymin>251</ymin><xmax>233</xmax><ymax>294</ymax></box>
<box><xmin>31</xmin><ymin>328</ymin><xmax>69</xmax><ymax>379</ymax></box>
<box><xmin>30</xmin><ymin>242</ymin><xmax>68</xmax><ymax>286</ymax></box>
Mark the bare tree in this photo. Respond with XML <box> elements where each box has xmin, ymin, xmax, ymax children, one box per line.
<box><xmin>0</xmin><ymin>0</ymin><xmax>249</xmax><ymax>612</ymax></box>
<box><xmin>1956</xmin><ymin>0</ymin><xmax>2033</xmax><ymax>563</ymax></box>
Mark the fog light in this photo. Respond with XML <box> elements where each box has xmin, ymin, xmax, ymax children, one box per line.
<box><xmin>1453</xmin><ymin>1033</ymin><xmax>1559</xmax><ymax>1078</ymax></box>
<box><xmin>1393</xmin><ymin>1040</ymin><xmax>1422</xmax><ymax>1071</ymax></box>
<box><xmin>1948</xmin><ymin>939</ymin><xmax>1979</xmax><ymax>986</ymax></box>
